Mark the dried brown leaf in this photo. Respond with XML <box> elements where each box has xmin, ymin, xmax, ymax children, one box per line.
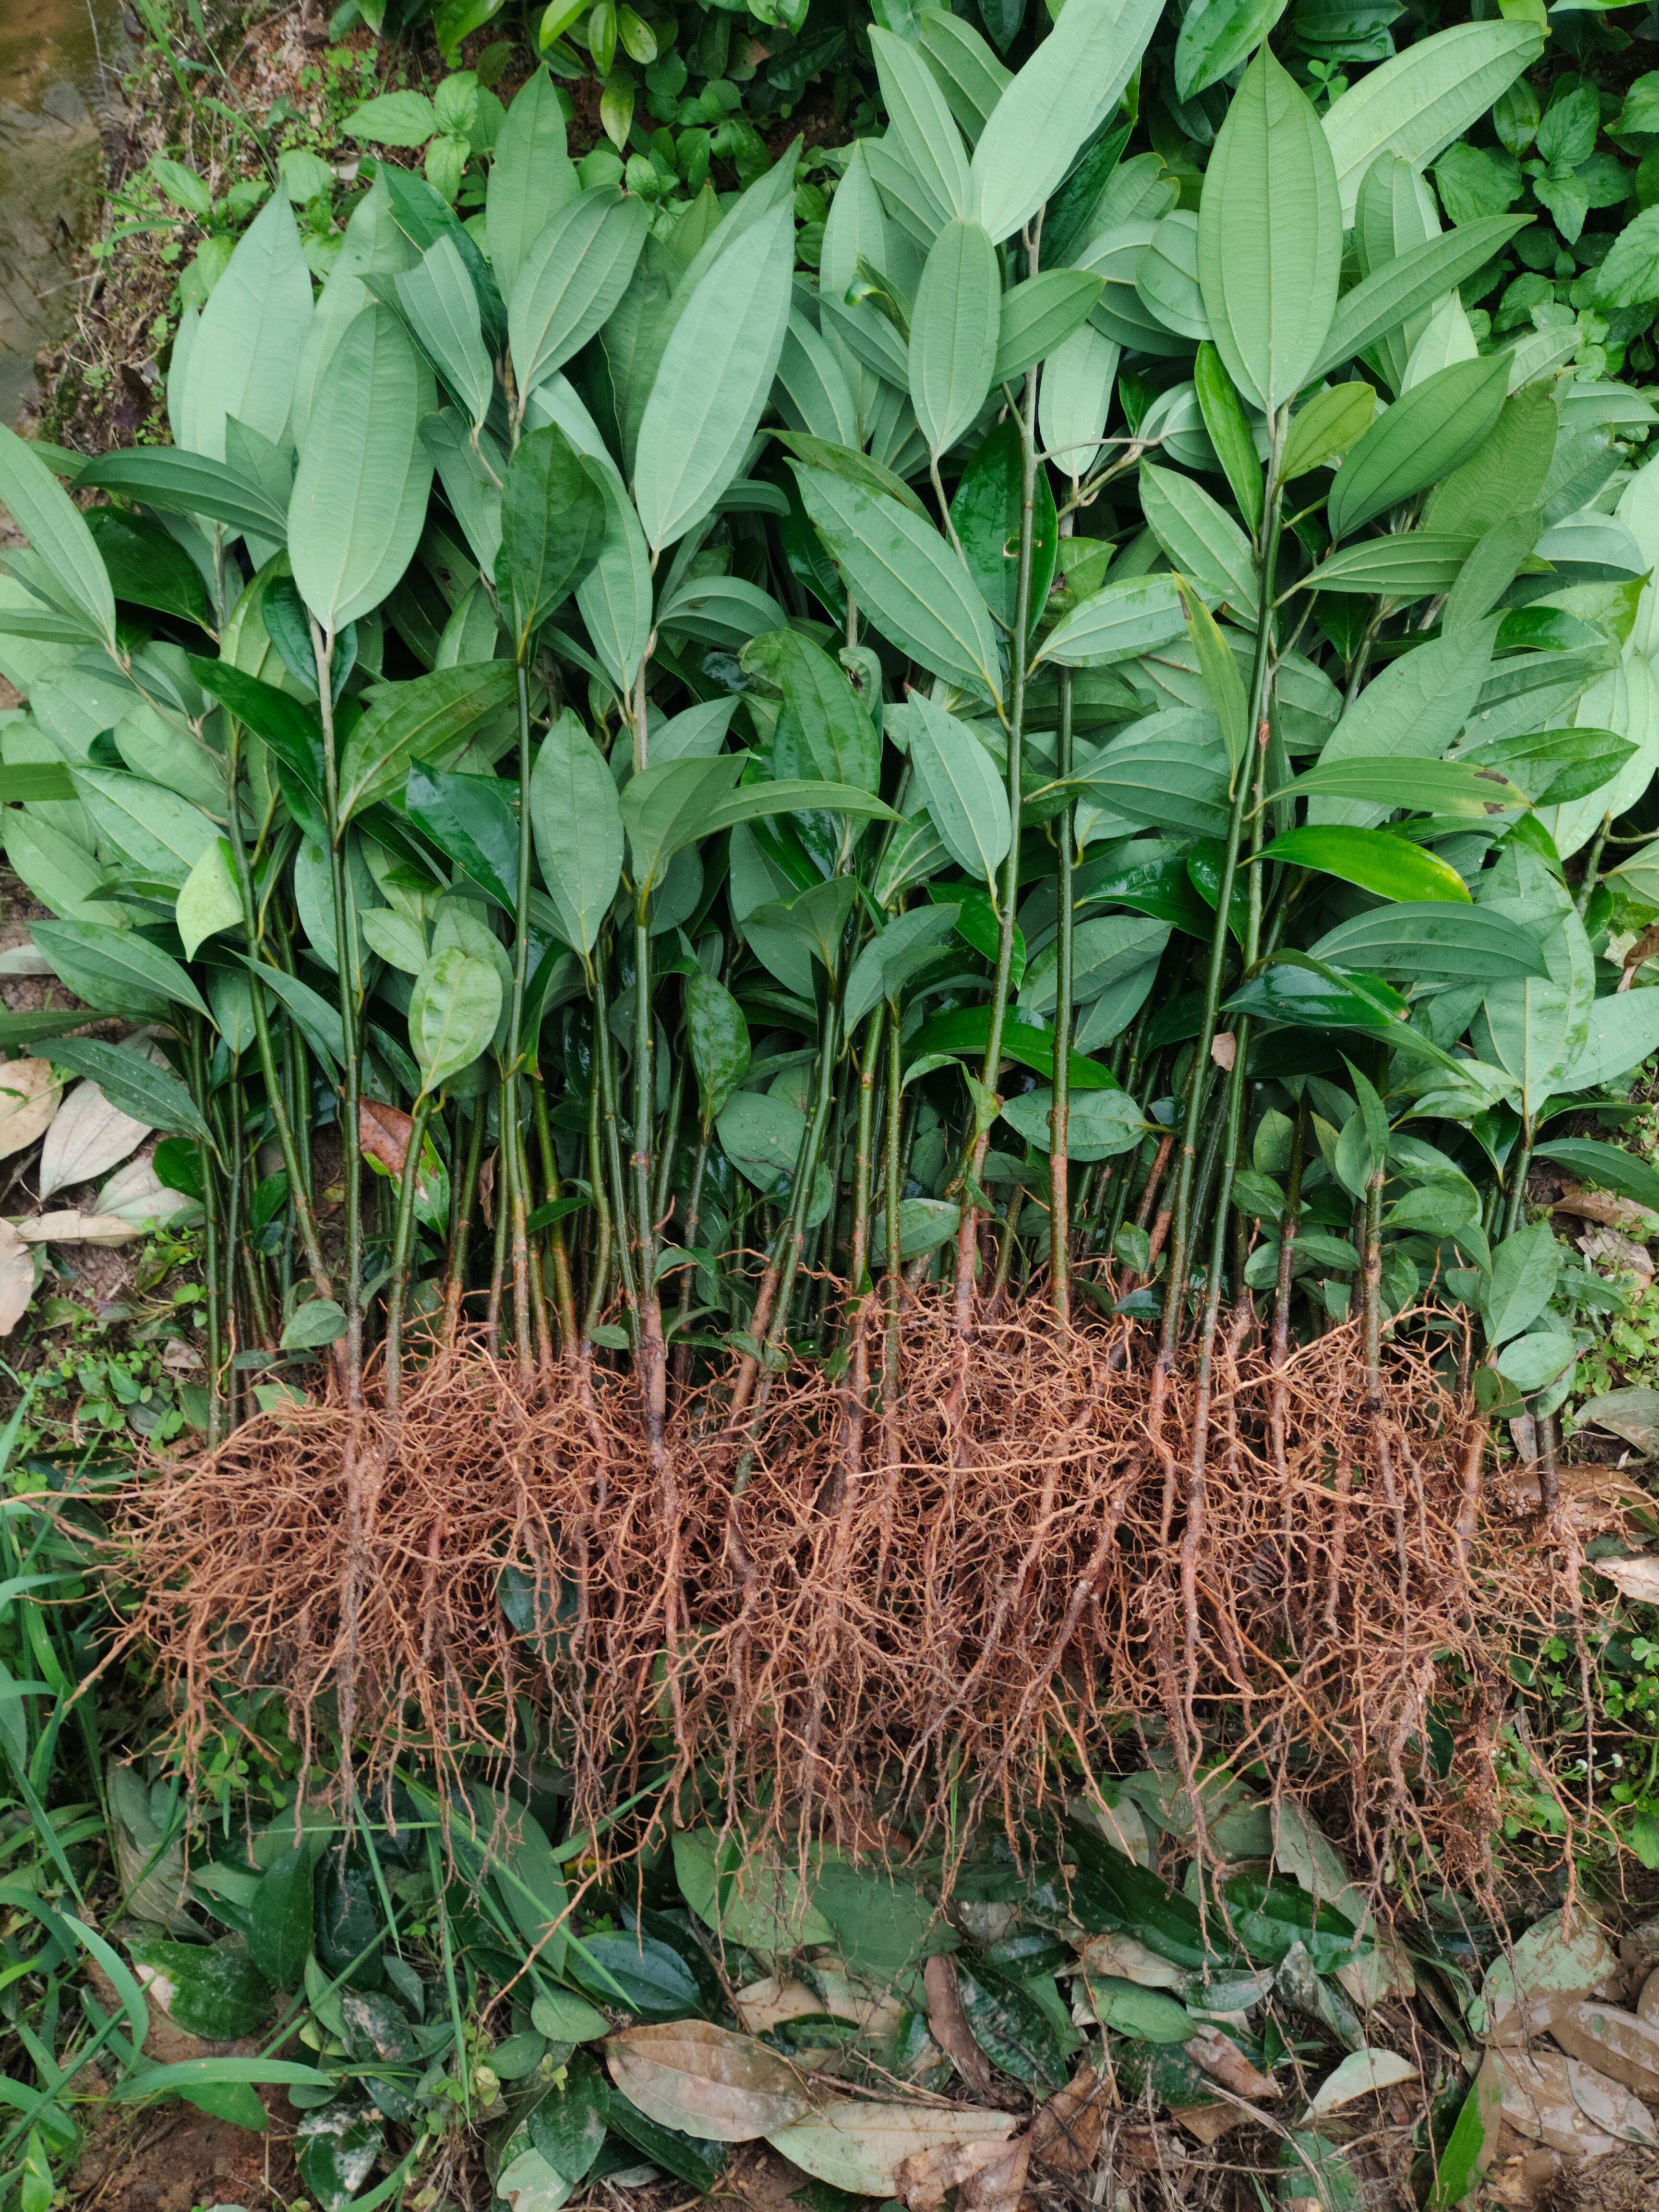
<box><xmin>18</xmin><ymin>1210</ymin><xmax>143</xmax><ymax>1247</ymax></box>
<box><xmin>1595</xmin><ymin>1555</ymin><xmax>1659</xmax><ymax>1605</ymax></box>
<box><xmin>606</xmin><ymin>2020</ymin><xmax>808</xmax><ymax>2142</ymax></box>
<box><xmin>925</xmin><ymin>1953</ymin><xmax>994</xmax><ymax>2096</ymax></box>
<box><xmin>1548</xmin><ymin>2001</ymin><xmax>1659</xmax><ymax>2100</ymax></box>
<box><xmin>1182</xmin><ymin>2026</ymin><xmax>1279</xmax><ymax>2100</ymax></box>
<box><xmin>1029</xmin><ymin>2065</ymin><xmax>1108</xmax><ymax>2178</ymax></box>
<box><xmin>359</xmin><ymin>1099</ymin><xmax>414</xmax><ymax>1178</ymax></box>
<box><xmin>0</xmin><ymin>1220</ymin><xmax>33</xmax><ymax>1335</ymax></box>
<box><xmin>1553</xmin><ymin>1189</ymin><xmax>1659</xmax><ymax>1238</ymax></box>
<box><xmin>898</xmin><ymin>2131</ymin><xmax>1029</xmax><ymax>2212</ymax></box>
<box><xmin>0</xmin><ymin>1059</ymin><xmax>60</xmax><ymax>1162</ymax></box>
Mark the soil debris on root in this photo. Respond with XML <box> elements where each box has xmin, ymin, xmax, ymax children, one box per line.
<box><xmin>115</xmin><ymin>1297</ymin><xmax>1586</xmax><ymax>1887</ymax></box>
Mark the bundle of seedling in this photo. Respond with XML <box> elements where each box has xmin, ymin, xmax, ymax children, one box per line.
<box><xmin>5</xmin><ymin>0</ymin><xmax>1659</xmax><ymax>1911</ymax></box>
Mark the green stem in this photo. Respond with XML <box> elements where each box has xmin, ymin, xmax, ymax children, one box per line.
<box><xmin>186</xmin><ymin>1017</ymin><xmax>225</xmax><ymax>1445</ymax></box>
<box><xmin>309</xmin><ymin>615</ymin><xmax>363</xmax><ymax>1407</ymax></box>
<box><xmin>385</xmin><ymin>1091</ymin><xmax>436</xmax><ymax>1408</ymax></box>
<box><xmin>529</xmin><ymin>1065</ymin><xmax>579</xmax><ymax>1359</ymax></box>
<box><xmin>506</xmin><ymin>661</ymin><xmax>539</xmax><ymax>1386</ymax></box>
<box><xmin>1049</xmin><ymin>664</ymin><xmax>1075</xmax><ymax>1326</ymax></box>
<box><xmin>1576</xmin><ymin>810</ymin><xmax>1613</xmax><ymax>921</ymax></box>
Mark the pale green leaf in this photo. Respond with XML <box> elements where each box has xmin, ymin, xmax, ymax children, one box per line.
<box><xmin>908</xmin><ymin>219</ymin><xmax>1000</xmax><ymax>458</ymax></box>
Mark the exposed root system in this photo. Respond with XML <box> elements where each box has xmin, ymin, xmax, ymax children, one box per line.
<box><xmin>115</xmin><ymin>1297</ymin><xmax>1576</xmax><ymax>1880</ymax></box>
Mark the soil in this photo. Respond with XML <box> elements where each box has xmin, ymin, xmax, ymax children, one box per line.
<box><xmin>72</xmin><ymin>2092</ymin><xmax>301</xmax><ymax>2212</ymax></box>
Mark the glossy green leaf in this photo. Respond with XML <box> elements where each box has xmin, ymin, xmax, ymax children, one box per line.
<box><xmin>1256</xmin><ymin>826</ymin><xmax>1472</xmax><ymax>902</ymax></box>
<box><xmin>1193</xmin><ymin>342</ymin><xmax>1263</xmax><ymax>535</ymax></box>
<box><xmin>496</xmin><ymin>423</ymin><xmax>606</xmax><ymax>657</ymax></box>
<box><xmin>248</xmin><ymin>1844</ymin><xmax>317</xmax><ymax>1990</ymax></box>
<box><xmin>1222</xmin><ymin>953</ymin><xmax>1453</xmax><ymax>1061</ymax></box>
<box><xmin>1461</xmin><ymin>726</ymin><xmax>1635</xmax><ymax>808</ymax></box>
<box><xmin>950</xmin><ymin>415</ymin><xmax>1058</xmax><ymax>638</ymax></box>
<box><xmin>909</xmin><ymin>1004</ymin><xmax>1117</xmax><ymax>1087</ymax></box>
<box><xmin>686</xmin><ymin>971</ymin><xmax>750</xmax><ymax>1118</ymax></box>
<box><xmin>1178</xmin><ymin>581</ymin><xmax>1250</xmax><ymax>774</ymax></box>
<box><xmin>407</xmin><ymin>761</ymin><xmax>519</xmax><ymax>908</ymax></box>
<box><xmin>1197</xmin><ymin>49</ymin><xmax>1341</xmax><ymax>413</ymax></box>
<box><xmin>74</xmin><ymin>447</ymin><xmax>289</xmax><ymax>542</ymax></box>
<box><xmin>741</xmin><ymin>628</ymin><xmax>881</xmax><ymax>792</ymax></box>
<box><xmin>84</xmin><ymin>509</ymin><xmax>213</xmax><ymax>628</ymax></box>
<box><xmin>1176</xmin><ymin>0</ymin><xmax>1289</xmax><ymax>101</ymax></box>
<box><xmin>1481</xmin><ymin>1220</ymin><xmax>1559</xmax><ymax>1346</ymax></box>
<box><xmin>126</xmin><ymin>1938</ymin><xmax>273</xmax><ymax>2040</ymax></box>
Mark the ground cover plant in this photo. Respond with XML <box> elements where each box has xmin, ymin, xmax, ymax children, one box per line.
<box><xmin>15</xmin><ymin>0</ymin><xmax>1659</xmax><ymax>2205</ymax></box>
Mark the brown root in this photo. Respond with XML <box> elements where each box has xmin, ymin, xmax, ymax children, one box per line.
<box><xmin>113</xmin><ymin>1294</ymin><xmax>1578</xmax><ymax>1886</ymax></box>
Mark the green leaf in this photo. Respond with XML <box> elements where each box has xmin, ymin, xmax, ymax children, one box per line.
<box><xmin>954</xmin><ymin>1958</ymin><xmax>1067</xmax><ymax>2089</ymax></box>
<box><xmin>1556</xmin><ymin>986</ymin><xmax>1659</xmax><ymax>1096</ymax></box>
<box><xmin>1462</xmin><ymin>725</ymin><xmax>1635</xmax><ymax>807</ymax></box>
<box><xmin>870</xmin><ymin>26</ymin><xmax>971</xmax><ymax>226</ymax></box>
<box><xmin>1070</xmin><ymin>709</ymin><xmax>1231</xmax><ymax>840</ymax></box>
<box><xmin>508</xmin><ymin>187</ymin><xmax>650</xmax><ymax>400</ymax></box>
<box><xmin>1256</xmin><ymin>826</ymin><xmax>1472</xmax><ymax>903</ymax></box>
<box><xmin>1281</xmin><ymin>383</ymin><xmax>1376</xmax><ymax>479</ymax></box>
<box><xmin>571</xmin><ymin>1933</ymin><xmax>706</xmax><ymax>2020</ymax></box>
<box><xmin>281</xmin><ymin>1298</ymin><xmax>348</xmax><ymax>1349</ymax></box>
<box><xmin>1084</xmin><ymin>1975</ymin><xmax>1196</xmax><ymax>2043</ymax></box>
<box><xmin>603</xmin><ymin>2082</ymin><xmax>728</xmax><ymax>2191</ymax></box>
<box><xmin>1496</xmin><ymin>1331</ymin><xmax>1575</xmax><ymax>1395</ymax></box>
<box><xmin>1177</xmin><ymin>580</ymin><xmax>1250</xmax><ymax>775</ymax></box>
<box><xmin>811</xmin><ymin>1860</ymin><xmax>949</xmax><ymax>1996</ymax></box>
<box><xmin>909</xmin><ymin>1004</ymin><xmax>1118</xmax><ymax>1088</ymax></box>
<box><xmin>1429</xmin><ymin>2068</ymin><xmax>1495</xmax><ymax>2210</ymax></box>
<box><xmin>1481</xmin><ymin>1220</ymin><xmax>1559</xmax><ymax>1345</ymax></box>
<box><xmin>496</xmin><ymin>422</ymin><xmax>606</xmax><ymax>657</ymax></box>
<box><xmin>908</xmin><ymin>219</ymin><xmax>1001</xmax><ymax>458</ymax></box>
<box><xmin>461</xmin><ymin>1785</ymin><xmax>569</xmax><ymax>1976</ymax></box>
<box><xmin>634</xmin><ymin>199</ymin><xmax>794</xmax><ymax>553</ymax></box>
<box><xmin>72</xmin><ymin>766</ymin><xmax>219</xmax><ymax>887</ymax></box>
<box><xmin>1301</xmin><ymin>534</ymin><xmax>1474</xmax><ymax>599</ymax></box>
<box><xmin>870</xmin><ymin>1196</ymin><xmax>962</xmax><ymax>1256</ymax></box>
<box><xmin>1327</xmin><ymin>356</ymin><xmax>1510</xmax><ymax>541</ymax></box>
<box><xmin>248</xmin><ymin>1844</ymin><xmax>317</xmax><ymax>1989</ymax></box>
<box><xmin>969</xmin><ymin>0</ymin><xmax>1159</xmax><ymax>243</ymax></box>
<box><xmin>950</xmin><ymin>415</ymin><xmax>1058</xmax><ymax>639</ymax></box>
<box><xmin>530</xmin><ymin>709</ymin><xmax>622</xmax><ymax>958</ymax></box>
<box><xmin>486</xmin><ymin>67</ymin><xmax>578</xmax><ymax>300</ymax></box>
<box><xmin>1223</xmin><ymin>953</ymin><xmax>1455</xmax><ymax>1061</ymax></box>
<box><xmin>1176</xmin><ymin>0</ymin><xmax>1289</xmax><ymax>101</ymax></box>
<box><xmin>0</xmin><ymin>426</ymin><xmax>115</xmax><ymax>648</ymax></box>
<box><xmin>0</xmin><ymin>761</ymin><xmax>74</xmax><ymax>803</ymax></box>
<box><xmin>1193</xmin><ymin>343</ymin><xmax>1263</xmax><ymax>535</ymax></box>
<box><xmin>127</xmin><ymin>1938</ymin><xmax>273</xmax><ymax>2040</ymax></box>
<box><xmin>994</xmin><ymin>271</ymin><xmax>1103</xmax><ymax>386</ymax></box>
<box><xmin>1320</xmin><ymin>20</ymin><xmax>1543</xmax><ymax>225</ymax></box>
<box><xmin>794</xmin><ymin>464</ymin><xmax>1003</xmax><ymax>704</ymax></box>
<box><xmin>289</xmin><ymin>305</ymin><xmax>433</xmax><ymax>633</ymax></box>
<box><xmin>74</xmin><ymin>448</ymin><xmax>289</xmax><ymax>542</ymax></box>
<box><xmin>685</xmin><ymin>971</ymin><xmax>750</xmax><ymax>1118</ymax></box>
<box><xmin>409</xmin><ymin>945</ymin><xmax>503</xmax><ymax>1090</ymax></box>
<box><xmin>741</xmin><ymin>629</ymin><xmax>880</xmax><ymax>792</ymax></box>
<box><xmin>1140</xmin><ymin>463</ymin><xmax>1256</xmax><ymax>616</ymax></box>
<box><xmin>45</xmin><ymin>1037</ymin><xmax>213</xmax><ymax>1144</ymax></box>
<box><xmin>1594</xmin><ymin>207</ymin><xmax>1659</xmax><ymax>310</ymax></box>
<box><xmin>84</xmin><ymin>509</ymin><xmax>213</xmax><ymax>628</ymax></box>
<box><xmin>250</xmin><ymin>959</ymin><xmax>345</xmax><ymax>1074</ymax></box>
<box><xmin>113</xmin><ymin>2057</ymin><xmax>333</xmax><ymax>2104</ymax></box>
<box><xmin>338</xmin><ymin>662</ymin><xmax>517</xmax><ymax>821</ymax></box>
<box><xmin>902</xmin><ymin>694</ymin><xmax>1010</xmax><ymax>889</ymax></box>
<box><xmin>346</xmin><ymin>90</ymin><xmax>438</xmax><ymax>145</ymax></box>
<box><xmin>844</xmin><ymin>905</ymin><xmax>959</xmax><ymax>1029</ymax></box>
<box><xmin>1197</xmin><ymin>49</ymin><xmax>1341</xmax><ymax>414</ymax></box>
<box><xmin>1000</xmin><ymin>1084</ymin><xmax>1144</xmax><ymax>1160</ymax></box>
<box><xmin>1535</xmin><ymin>1137</ymin><xmax>1659</xmax><ymax>1215</ymax></box>
<box><xmin>395</xmin><ymin>234</ymin><xmax>494</xmax><ymax>430</ymax></box>
<box><xmin>1310</xmin><ymin>903</ymin><xmax>1547</xmax><ymax>981</ymax></box>
<box><xmin>175</xmin><ymin>193</ymin><xmax>313</xmax><ymax>465</ymax></box>
<box><xmin>406</xmin><ymin>761</ymin><xmax>518</xmax><ymax>907</ymax></box>
<box><xmin>177</xmin><ymin>838</ymin><xmax>243</xmax><ymax>960</ymax></box>
<box><xmin>1276</xmin><ymin>755</ymin><xmax>1525</xmax><ymax>812</ymax></box>
<box><xmin>34</xmin><ymin>917</ymin><xmax>211</xmax><ymax>1019</ymax></box>
<box><xmin>1036</xmin><ymin>571</ymin><xmax>1186</xmax><ymax>669</ymax></box>
<box><xmin>1311</xmin><ymin>216</ymin><xmax>1532</xmax><ymax>382</ymax></box>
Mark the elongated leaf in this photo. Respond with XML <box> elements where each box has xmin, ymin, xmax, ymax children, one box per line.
<box><xmin>1223</xmin><ymin>953</ymin><xmax>1456</xmax><ymax>1063</ymax></box>
<box><xmin>396</xmin><ymin>234</ymin><xmax>494</xmax><ymax>430</ymax></box>
<box><xmin>970</xmin><ymin>0</ymin><xmax>1160</xmax><ymax>243</ymax></box>
<box><xmin>1178</xmin><ymin>581</ymin><xmax>1250</xmax><ymax>773</ymax></box>
<box><xmin>1037</xmin><ymin>572</ymin><xmax>1186</xmax><ymax>669</ymax></box>
<box><xmin>33</xmin><ymin>912</ymin><xmax>213</xmax><ymax>1019</ymax></box>
<box><xmin>43</xmin><ymin>1038</ymin><xmax>212</xmax><ymax>1145</ymax></box>
<box><xmin>1311</xmin><ymin>216</ymin><xmax>1531</xmax><ymax>383</ymax></box>
<box><xmin>1177</xmin><ymin>0</ymin><xmax>1290</xmax><ymax>102</ymax></box>
<box><xmin>1140</xmin><ymin>463</ymin><xmax>1256</xmax><ymax>616</ymax></box>
<box><xmin>1300</xmin><ymin>534</ymin><xmax>1473</xmax><ymax>598</ymax></box>
<box><xmin>289</xmin><ymin>305</ymin><xmax>433</xmax><ymax>633</ymax></box>
<box><xmin>741</xmin><ymin>629</ymin><xmax>880</xmax><ymax>791</ymax></box>
<box><xmin>605</xmin><ymin>2023</ymin><xmax>807</xmax><ymax>2143</ymax></box>
<box><xmin>1328</xmin><ymin>356</ymin><xmax>1510</xmax><ymax>541</ymax></box>
<box><xmin>1321</xmin><ymin>20</ymin><xmax>1543</xmax><ymax>224</ymax></box>
<box><xmin>1310</xmin><ymin>902</ymin><xmax>1547</xmax><ymax>980</ymax></box>
<box><xmin>497</xmin><ymin>423</ymin><xmax>606</xmax><ymax>657</ymax></box>
<box><xmin>531</xmin><ymin>709</ymin><xmax>622</xmax><ymax>959</ymax></box>
<box><xmin>903</xmin><ymin>694</ymin><xmax>1010</xmax><ymax>888</ymax></box>
<box><xmin>870</xmin><ymin>26</ymin><xmax>972</xmax><ymax>225</ymax></box>
<box><xmin>249</xmin><ymin>960</ymin><xmax>345</xmax><ymax>1073</ymax></box>
<box><xmin>72</xmin><ymin>767</ymin><xmax>219</xmax><ymax>886</ymax></box>
<box><xmin>1193</xmin><ymin>342</ymin><xmax>1264</xmax><ymax>534</ymax></box>
<box><xmin>177</xmin><ymin>192</ymin><xmax>313</xmax><ymax>462</ymax></box>
<box><xmin>910</xmin><ymin>1004</ymin><xmax>1117</xmax><ymax>1087</ymax></box>
<box><xmin>1072</xmin><ymin>709</ymin><xmax>1231</xmax><ymax>839</ymax></box>
<box><xmin>487</xmin><ymin>67</ymin><xmax>578</xmax><ymax>301</ymax></box>
<box><xmin>78</xmin><ymin>447</ymin><xmax>289</xmax><ymax>543</ymax></box>
<box><xmin>508</xmin><ymin>188</ymin><xmax>650</xmax><ymax>400</ymax></box>
<box><xmin>995</xmin><ymin>271</ymin><xmax>1103</xmax><ymax>386</ymax></box>
<box><xmin>1277</xmin><ymin>755</ymin><xmax>1524</xmax><ymax>811</ymax></box>
<box><xmin>338</xmin><ymin>662</ymin><xmax>516</xmax><ymax>821</ymax></box>
<box><xmin>1256</xmin><ymin>826</ymin><xmax>1471</xmax><ymax>902</ymax></box>
<box><xmin>0</xmin><ymin>426</ymin><xmax>115</xmax><ymax>649</ymax></box>
<box><xmin>1197</xmin><ymin>49</ymin><xmax>1341</xmax><ymax>413</ymax></box>
<box><xmin>794</xmin><ymin>465</ymin><xmax>1003</xmax><ymax>704</ymax></box>
<box><xmin>407</xmin><ymin>763</ymin><xmax>518</xmax><ymax>908</ymax></box>
<box><xmin>909</xmin><ymin>219</ymin><xmax>1000</xmax><ymax>459</ymax></box>
<box><xmin>1536</xmin><ymin>1137</ymin><xmax>1659</xmax><ymax>1214</ymax></box>
<box><xmin>1556</xmin><ymin>987</ymin><xmax>1659</xmax><ymax>1097</ymax></box>
<box><xmin>686</xmin><ymin>971</ymin><xmax>750</xmax><ymax>1118</ymax></box>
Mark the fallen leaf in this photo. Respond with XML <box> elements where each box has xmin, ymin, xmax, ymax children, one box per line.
<box><xmin>1029</xmin><ymin>2065</ymin><xmax>1109</xmax><ymax>2178</ymax></box>
<box><xmin>1490</xmin><ymin>2047</ymin><xmax>1634</xmax><ymax>2159</ymax></box>
<box><xmin>1593</xmin><ymin>1555</ymin><xmax>1659</xmax><ymax>1605</ymax></box>
<box><xmin>897</xmin><ymin>2132</ymin><xmax>1028</xmax><ymax>2212</ymax></box>
<box><xmin>735</xmin><ymin>1966</ymin><xmax>903</xmax><ymax>2042</ymax></box>
<box><xmin>1504</xmin><ymin>1463</ymin><xmax>1653</xmax><ymax>1535</ymax></box>
<box><xmin>1485</xmin><ymin>1911</ymin><xmax>1619</xmax><ymax>2034</ymax></box>
<box><xmin>1564</xmin><ymin>2055</ymin><xmax>1658</xmax><ymax>2144</ymax></box>
<box><xmin>1306</xmin><ymin>2045</ymin><xmax>1418</xmax><ymax>2115</ymax></box>
<box><xmin>0</xmin><ymin>1220</ymin><xmax>33</xmax><ymax>1334</ymax></box>
<box><xmin>1548</xmin><ymin>2000</ymin><xmax>1659</xmax><ymax>2099</ymax></box>
<box><xmin>924</xmin><ymin>1953</ymin><xmax>994</xmax><ymax>2096</ymax></box>
<box><xmin>767</xmin><ymin>2100</ymin><xmax>1017</xmax><ymax>2196</ymax></box>
<box><xmin>1552</xmin><ymin>1188</ymin><xmax>1659</xmax><ymax>1238</ymax></box>
<box><xmin>1071</xmin><ymin>1791</ymin><xmax>1152</xmax><ymax>1866</ymax></box>
<box><xmin>1167</xmin><ymin>2103</ymin><xmax>1242</xmax><ymax>2144</ymax></box>
<box><xmin>1575</xmin><ymin>1385</ymin><xmax>1659</xmax><ymax>1457</ymax></box>
<box><xmin>38</xmin><ymin>1077</ymin><xmax>151</xmax><ymax>1199</ymax></box>
<box><xmin>1210</xmin><ymin>1030</ymin><xmax>1236</xmax><ymax>1071</ymax></box>
<box><xmin>1073</xmin><ymin>1932</ymin><xmax>1184</xmax><ymax>1991</ymax></box>
<box><xmin>17</xmin><ymin>1211</ymin><xmax>143</xmax><ymax>1247</ymax></box>
<box><xmin>604</xmin><ymin>2021</ymin><xmax>808</xmax><ymax>2141</ymax></box>
<box><xmin>0</xmin><ymin>1059</ymin><xmax>60</xmax><ymax>1161</ymax></box>
<box><xmin>1575</xmin><ymin>1226</ymin><xmax>1654</xmax><ymax>1288</ymax></box>
<box><xmin>97</xmin><ymin>1156</ymin><xmax>200</xmax><ymax>1231</ymax></box>
<box><xmin>1642</xmin><ymin>1969</ymin><xmax>1659</xmax><ymax>2029</ymax></box>
<box><xmin>1182</xmin><ymin>2026</ymin><xmax>1279</xmax><ymax>2099</ymax></box>
<box><xmin>359</xmin><ymin>1099</ymin><xmax>413</xmax><ymax>1178</ymax></box>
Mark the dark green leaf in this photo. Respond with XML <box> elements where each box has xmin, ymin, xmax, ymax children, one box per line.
<box><xmin>248</xmin><ymin>1843</ymin><xmax>316</xmax><ymax>1989</ymax></box>
<box><xmin>43</xmin><ymin>1038</ymin><xmax>213</xmax><ymax>1145</ymax></box>
<box><xmin>85</xmin><ymin>509</ymin><xmax>213</xmax><ymax>627</ymax></box>
<box><xmin>125</xmin><ymin>1938</ymin><xmax>273</xmax><ymax>2040</ymax></box>
<box><xmin>950</xmin><ymin>416</ymin><xmax>1058</xmax><ymax>637</ymax></box>
<box><xmin>406</xmin><ymin>762</ymin><xmax>519</xmax><ymax>908</ymax></box>
<box><xmin>76</xmin><ymin>448</ymin><xmax>290</xmax><ymax>541</ymax></box>
<box><xmin>496</xmin><ymin>423</ymin><xmax>607</xmax><ymax>658</ymax></box>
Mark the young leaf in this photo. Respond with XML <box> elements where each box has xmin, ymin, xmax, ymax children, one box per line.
<box><xmin>1255</xmin><ymin>825</ymin><xmax>1472</xmax><ymax>903</ymax></box>
<box><xmin>903</xmin><ymin>694</ymin><xmax>1011</xmax><ymax>890</ymax></box>
<box><xmin>1193</xmin><ymin>343</ymin><xmax>1263</xmax><ymax>535</ymax></box>
<box><xmin>337</xmin><ymin>662</ymin><xmax>518</xmax><ymax>821</ymax></box>
<box><xmin>409</xmin><ymin>945</ymin><xmax>503</xmax><ymax>1092</ymax></box>
<box><xmin>1327</xmin><ymin>356</ymin><xmax>1510</xmax><ymax>541</ymax></box>
<box><xmin>1178</xmin><ymin>580</ymin><xmax>1250</xmax><ymax>775</ymax></box>
<box><xmin>1197</xmin><ymin>49</ymin><xmax>1341</xmax><ymax>414</ymax></box>
<box><xmin>177</xmin><ymin>838</ymin><xmax>243</xmax><ymax>959</ymax></box>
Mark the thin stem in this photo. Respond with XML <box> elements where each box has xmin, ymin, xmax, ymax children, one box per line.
<box><xmin>1576</xmin><ymin>810</ymin><xmax>1613</xmax><ymax>920</ymax></box>
<box><xmin>186</xmin><ymin>1017</ymin><xmax>225</xmax><ymax>1445</ymax></box>
<box><xmin>1049</xmin><ymin>665</ymin><xmax>1075</xmax><ymax>1327</ymax></box>
<box><xmin>385</xmin><ymin>1091</ymin><xmax>436</xmax><ymax>1408</ymax></box>
<box><xmin>309</xmin><ymin>614</ymin><xmax>363</xmax><ymax>1408</ymax></box>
